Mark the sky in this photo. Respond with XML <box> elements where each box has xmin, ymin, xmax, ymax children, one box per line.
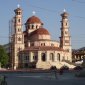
<box><xmin>0</xmin><ymin>0</ymin><xmax>85</xmax><ymax>49</ymax></box>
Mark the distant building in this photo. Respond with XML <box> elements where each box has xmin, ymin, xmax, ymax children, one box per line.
<box><xmin>72</xmin><ymin>48</ymin><xmax>85</xmax><ymax>62</ymax></box>
<box><xmin>10</xmin><ymin>6</ymin><xmax>73</xmax><ymax>69</ymax></box>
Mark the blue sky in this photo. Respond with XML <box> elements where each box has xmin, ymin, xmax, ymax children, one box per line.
<box><xmin>0</xmin><ymin>0</ymin><xmax>85</xmax><ymax>49</ymax></box>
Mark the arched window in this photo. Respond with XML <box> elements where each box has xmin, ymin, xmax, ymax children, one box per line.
<box><xmin>28</xmin><ymin>25</ymin><xmax>30</xmax><ymax>29</ymax></box>
<box><xmin>24</xmin><ymin>56</ymin><xmax>29</xmax><ymax>62</ymax></box>
<box><xmin>65</xmin><ymin>31</ymin><xmax>67</xmax><ymax>34</ymax></box>
<box><xmin>18</xmin><ymin>12</ymin><xmax>21</xmax><ymax>15</ymax></box>
<box><xmin>36</xmin><ymin>25</ymin><xmax>38</xmax><ymax>29</ymax></box>
<box><xmin>18</xmin><ymin>19</ymin><xmax>20</xmax><ymax>23</ymax></box>
<box><xmin>33</xmin><ymin>56</ymin><xmax>38</xmax><ymax>61</ymax></box>
<box><xmin>18</xmin><ymin>37</ymin><xmax>21</xmax><ymax>41</ymax></box>
<box><xmin>18</xmin><ymin>28</ymin><xmax>21</xmax><ymax>32</ymax></box>
<box><xmin>57</xmin><ymin>53</ymin><xmax>60</xmax><ymax>61</ymax></box>
<box><xmin>66</xmin><ymin>22</ymin><xmax>68</xmax><ymax>26</ymax></box>
<box><xmin>41</xmin><ymin>43</ymin><xmax>45</xmax><ymax>46</ymax></box>
<box><xmin>41</xmin><ymin>53</ymin><xmax>46</xmax><ymax>61</ymax></box>
<box><xmin>50</xmin><ymin>53</ymin><xmax>54</xmax><ymax>61</ymax></box>
<box><xmin>32</xmin><ymin>25</ymin><xmax>34</xmax><ymax>29</ymax></box>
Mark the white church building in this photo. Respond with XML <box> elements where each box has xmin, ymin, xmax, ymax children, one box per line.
<box><xmin>10</xmin><ymin>6</ymin><xmax>74</xmax><ymax>69</ymax></box>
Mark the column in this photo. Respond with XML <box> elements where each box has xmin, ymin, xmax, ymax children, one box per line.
<box><xmin>38</xmin><ymin>51</ymin><xmax>41</xmax><ymax>62</ymax></box>
<box><xmin>54</xmin><ymin>51</ymin><xmax>57</xmax><ymax>62</ymax></box>
<box><xmin>29</xmin><ymin>52</ymin><xmax>33</xmax><ymax>62</ymax></box>
<box><xmin>46</xmin><ymin>51</ymin><xmax>49</xmax><ymax>62</ymax></box>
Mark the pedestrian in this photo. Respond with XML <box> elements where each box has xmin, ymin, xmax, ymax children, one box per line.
<box><xmin>0</xmin><ymin>76</ymin><xmax>7</xmax><ymax>85</ymax></box>
<box><xmin>59</xmin><ymin>69</ymin><xmax>63</xmax><ymax>75</ymax></box>
<box><xmin>54</xmin><ymin>69</ymin><xmax>57</xmax><ymax>79</ymax></box>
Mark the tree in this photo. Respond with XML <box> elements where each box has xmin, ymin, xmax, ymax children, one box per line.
<box><xmin>0</xmin><ymin>45</ymin><xmax>9</xmax><ymax>68</ymax></box>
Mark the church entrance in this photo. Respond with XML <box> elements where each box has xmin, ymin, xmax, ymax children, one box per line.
<box><xmin>57</xmin><ymin>53</ymin><xmax>60</xmax><ymax>61</ymax></box>
<box><xmin>41</xmin><ymin>53</ymin><xmax>46</xmax><ymax>61</ymax></box>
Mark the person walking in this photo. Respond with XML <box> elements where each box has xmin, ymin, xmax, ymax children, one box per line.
<box><xmin>0</xmin><ymin>76</ymin><xmax>7</xmax><ymax>85</ymax></box>
<box><xmin>59</xmin><ymin>69</ymin><xmax>63</xmax><ymax>75</ymax></box>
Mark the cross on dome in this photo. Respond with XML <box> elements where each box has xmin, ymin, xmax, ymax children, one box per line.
<box><xmin>17</xmin><ymin>4</ymin><xmax>20</xmax><ymax>8</ymax></box>
<box><xmin>32</xmin><ymin>11</ymin><xmax>36</xmax><ymax>15</ymax></box>
<box><xmin>63</xmin><ymin>9</ymin><xmax>66</xmax><ymax>12</ymax></box>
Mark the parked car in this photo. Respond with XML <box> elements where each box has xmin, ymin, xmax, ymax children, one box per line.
<box><xmin>73</xmin><ymin>66</ymin><xmax>83</xmax><ymax>70</ymax></box>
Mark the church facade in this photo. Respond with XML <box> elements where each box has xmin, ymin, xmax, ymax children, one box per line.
<box><xmin>10</xmin><ymin>6</ymin><xmax>73</xmax><ymax>69</ymax></box>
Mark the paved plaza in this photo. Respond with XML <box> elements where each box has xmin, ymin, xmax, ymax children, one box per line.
<box><xmin>0</xmin><ymin>71</ymin><xmax>85</xmax><ymax>85</ymax></box>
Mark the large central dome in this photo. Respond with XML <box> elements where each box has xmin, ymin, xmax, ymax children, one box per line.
<box><xmin>26</xmin><ymin>16</ymin><xmax>42</xmax><ymax>24</ymax></box>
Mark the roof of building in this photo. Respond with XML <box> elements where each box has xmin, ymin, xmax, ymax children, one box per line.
<box><xmin>20</xmin><ymin>46</ymin><xmax>65</xmax><ymax>52</ymax></box>
<box><xmin>26</xmin><ymin>16</ymin><xmax>42</xmax><ymax>24</ymax></box>
<box><xmin>30</xmin><ymin>28</ymin><xmax>50</xmax><ymax>36</ymax></box>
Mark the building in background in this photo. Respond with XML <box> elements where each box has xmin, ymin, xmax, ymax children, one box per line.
<box><xmin>9</xmin><ymin>6</ymin><xmax>73</xmax><ymax>69</ymax></box>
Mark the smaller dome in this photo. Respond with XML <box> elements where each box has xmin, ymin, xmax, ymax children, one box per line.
<box><xmin>14</xmin><ymin>7</ymin><xmax>22</xmax><ymax>12</ymax></box>
<box><xmin>30</xmin><ymin>28</ymin><xmax>50</xmax><ymax>36</ymax></box>
<box><xmin>26</xmin><ymin>16</ymin><xmax>42</xmax><ymax>24</ymax></box>
<box><xmin>61</xmin><ymin>12</ymin><xmax>68</xmax><ymax>17</ymax></box>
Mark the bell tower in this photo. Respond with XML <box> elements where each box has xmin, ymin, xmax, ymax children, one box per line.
<box><xmin>12</xmin><ymin>5</ymin><xmax>24</xmax><ymax>69</ymax></box>
<box><xmin>60</xmin><ymin>10</ymin><xmax>71</xmax><ymax>53</ymax></box>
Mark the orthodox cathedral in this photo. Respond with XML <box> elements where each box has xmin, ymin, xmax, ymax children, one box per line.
<box><xmin>10</xmin><ymin>6</ymin><xmax>73</xmax><ymax>69</ymax></box>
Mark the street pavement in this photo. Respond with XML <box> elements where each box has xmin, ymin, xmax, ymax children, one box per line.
<box><xmin>0</xmin><ymin>71</ymin><xmax>85</xmax><ymax>85</ymax></box>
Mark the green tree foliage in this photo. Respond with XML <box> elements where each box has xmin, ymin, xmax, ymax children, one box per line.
<box><xmin>0</xmin><ymin>45</ymin><xmax>9</xmax><ymax>68</ymax></box>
